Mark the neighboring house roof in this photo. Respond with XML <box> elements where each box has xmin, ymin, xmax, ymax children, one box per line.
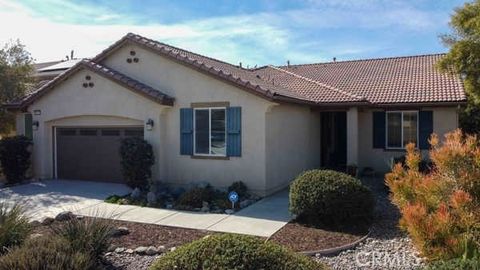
<box><xmin>5</xmin><ymin>60</ymin><xmax>174</xmax><ymax>109</ymax></box>
<box><xmin>261</xmin><ymin>54</ymin><xmax>466</xmax><ymax>105</ymax></box>
<box><xmin>5</xmin><ymin>33</ymin><xmax>466</xmax><ymax>110</ymax></box>
<box><xmin>37</xmin><ymin>59</ymin><xmax>82</xmax><ymax>72</ymax></box>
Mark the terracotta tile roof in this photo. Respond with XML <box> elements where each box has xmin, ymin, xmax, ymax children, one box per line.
<box><xmin>254</xmin><ymin>66</ymin><xmax>366</xmax><ymax>103</ymax></box>
<box><xmin>268</xmin><ymin>54</ymin><xmax>466</xmax><ymax>105</ymax></box>
<box><xmin>5</xmin><ymin>60</ymin><xmax>174</xmax><ymax>109</ymax></box>
<box><xmin>93</xmin><ymin>33</ymin><xmax>313</xmax><ymax>104</ymax></box>
<box><xmin>5</xmin><ymin>34</ymin><xmax>466</xmax><ymax>109</ymax></box>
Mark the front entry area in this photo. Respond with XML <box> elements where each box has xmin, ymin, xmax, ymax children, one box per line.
<box><xmin>55</xmin><ymin>127</ymin><xmax>144</xmax><ymax>183</ymax></box>
<box><xmin>321</xmin><ymin>112</ymin><xmax>347</xmax><ymax>170</ymax></box>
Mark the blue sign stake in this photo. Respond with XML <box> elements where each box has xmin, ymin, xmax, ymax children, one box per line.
<box><xmin>228</xmin><ymin>191</ymin><xmax>239</xmax><ymax>209</ymax></box>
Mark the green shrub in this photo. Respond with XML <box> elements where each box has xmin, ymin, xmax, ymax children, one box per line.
<box><xmin>0</xmin><ymin>203</ymin><xmax>31</xmax><ymax>254</ymax></box>
<box><xmin>290</xmin><ymin>169</ymin><xmax>375</xmax><ymax>226</ymax></box>
<box><xmin>423</xmin><ymin>258</ymin><xmax>480</xmax><ymax>270</ymax></box>
<box><xmin>150</xmin><ymin>234</ymin><xmax>325</xmax><ymax>270</ymax></box>
<box><xmin>119</xmin><ymin>137</ymin><xmax>155</xmax><ymax>190</ymax></box>
<box><xmin>0</xmin><ymin>136</ymin><xmax>32</xmax><ymax>184</ymax></box>
<box><xmin>51</xmin><ymin>217</ymin><xmax>113</xmax><ymax>259</ymax></box>
<box><xmin>104</xmin><ymin>194</ymin><xmax>123</xmax><ymax>204</ymax></box>
<box><xmin>0</xmin><ymin>236</ymin><xmax>98</xmax><ymax>270</ymax></box>
<box><xmin>175</xmin><ymin>186</ymin><xmax>215</xmax><ymax>209</ymax></box>
<box><xmin>228</xmin><ymin>181</ymin><xmax>248</xmax><ymax>198</ymax></box>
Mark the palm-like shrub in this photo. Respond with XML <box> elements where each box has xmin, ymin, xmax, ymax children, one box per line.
<box><xmin>0</xmin><ymin>136</ymin><xmax>32</xmax><ymax>184</ymax></box>
<box><xmin>51</xmin><ymin>217</ymin><xmax>113</xmax><ymax>259</ymax></box>
<box><xmin>386</xmin><ymin>129</ymin><xmax>480</xmax><ymax>260</ymax></box>
<box><xmin>290</xmin><ymin>169</ymin><xmax>374</xmax><ymax>226</ymax></box>
<box><xmin>0</xmin><ymin>203</ymin><xmax>31</xmax><ymax>254</ymax></box>
<box><xmin>119</xmin><ymin>137</ymin><xmax>155</xmax><ymax>190</ymax></box>
<box><xmin>150</xmin><ymin>234</ymin><xmax>325</xmax><ymax>270</ymax></box>
<box><xmin>0</xmin><ymin>236</ymin><xmax>97</xmax><ymax>270</ymax></box>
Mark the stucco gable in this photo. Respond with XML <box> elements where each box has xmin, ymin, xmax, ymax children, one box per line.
<box><xmin>5</xmin><ymin>60</ymin><xmax>174</xmax><ymax>111</ymax></box>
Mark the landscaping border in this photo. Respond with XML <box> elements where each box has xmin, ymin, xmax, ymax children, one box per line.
<box><xmin>295</xmin><ymin>230</ymin><xmax>370</xmax><ymax>257</ymax></box>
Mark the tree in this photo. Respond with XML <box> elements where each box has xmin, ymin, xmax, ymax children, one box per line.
<box><xmin>438</xmin><ymin>0</ymin><xmax>480</xmax><ymax>134</ymax></box>
<box><xmin>0</xmin><ymin>40</ymin><xmax>34</xmax><ymax>135</ymax></box>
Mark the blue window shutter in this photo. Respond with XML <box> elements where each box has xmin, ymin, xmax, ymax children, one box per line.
<box><xmin>24</xmin><ymin>114</ymin><xmax>33</xmax><ymax>140</ymax></box>
<box><xmin>373</xmin><ymin>111</ymin><xmax>385</xmax><ymax>149</ymax></box>
<box><xmin>180</xmin><ymin>108</ymin><xmax>193</xmax><ymax>155</ymax></box>
<box><xmin>227</xmin><ymin>107</ymin><xmax>241</xmax><ymax>157</ymax></box>
<box><xmin>419</xmin><ymin>111</ymin><xmax>433</xmax><ymax>150</ymax></box>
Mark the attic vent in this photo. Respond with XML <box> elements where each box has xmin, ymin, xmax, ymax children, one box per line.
<box><xmin>81</xmin><ymin>74</ymin><xmax>94</xmax><ymax>88</ymax></box>
<box><xmin>130</xmin><ymin>50</ymin><xmax>136</xmax><ymax>56</ymax></box>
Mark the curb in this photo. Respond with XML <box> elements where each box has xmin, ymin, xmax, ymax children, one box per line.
<box><xmin>299</xmin><ymin>230</ymin><xmax>371</xmax><ymax>257</ymax></box>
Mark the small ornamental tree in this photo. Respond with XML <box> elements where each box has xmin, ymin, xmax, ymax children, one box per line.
<box><xmin>0</xmin><ymin>136</ymin><xmax>32</xmax><ymax>184</ymax></box>
<box><xmin>119</xmin><ymin>137</ymin><xmax>155</xmax><ymax>190</ymax></box>
<box><xmin>386</xmin><ymin>129</ymin><xmax>480</xmax><ymax>260</ymax></box>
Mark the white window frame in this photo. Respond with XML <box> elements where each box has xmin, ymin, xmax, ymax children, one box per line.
<box><xmin>193</xmin><ymin>107</ymin><xmax>227</xmax><ymax>157</ymax></box>
<box><xmin>385</xmin><ymin>111</ymin><xmax>419</xmax><ymax>149</ymax></box>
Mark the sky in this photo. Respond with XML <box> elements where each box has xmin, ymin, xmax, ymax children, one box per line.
<box><xmin>0</xmin><ymin>0</ymin><xmax>469</xmax><ymax>67</ymax></box>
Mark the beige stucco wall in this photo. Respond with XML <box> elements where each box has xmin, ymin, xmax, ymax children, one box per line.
<box><xmin>357</xmin><ymin>107</ymin><xmax>459</xmax><ymax>173</ymax></box>
<box><xmin>102</xmin><ymin>44</ymin><xmax>275</xmax><ymax>194</ymax></box>
<box><xmin>25</xmin><ymin>68</ymin><xmax>167</xmax><ymax>181</ymax></box>
<box><xmin>265</xmin><ymin>104</ymin><xmax>320</xmax><ymax>194</ymax></box>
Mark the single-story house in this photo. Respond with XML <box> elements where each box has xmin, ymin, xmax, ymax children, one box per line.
<box><xmin>4</xmin><ymin>33</ymin><xmax>466</xmax><ymax>196</ymax></box>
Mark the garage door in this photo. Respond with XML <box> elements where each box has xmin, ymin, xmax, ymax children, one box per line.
<box><xmin>56</xmin><ymin>127</ymin><xmax>144</xmax><ymax>183</ymax></box>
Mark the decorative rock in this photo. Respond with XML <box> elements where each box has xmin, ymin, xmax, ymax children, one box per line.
<box><xmin>135</xmin><ymin>246</ymin><xmax>148</xmax><ymax>254</ymax></box>
<box><xmin>131</xmin><ymin>187</ymin><xmax>141</xmax><ymax>199</ymax></box>
<box><xmin>40</xmin><ymin>217</ymin><xmax>54</xmax><ymax>226</ymax></box>
<box><xmin>145</xmin><ymin>246</ymin><xmax>158</xmax><ymax>256</ymax></box>
<box><xmin>111</xmin><ymin>226</ymin><xmax>130</xmax><ymax>237</ymax></box>
<box><xmin>105</xmin><ymin>252</ymin><xmax>112</xmax><ymax>256</ymax></box>
<box><xmin>169</xmin><ymin>247</ymin><xmax>176</xmax><ymax>252</ymax></box>
<box><xmin>107</xmin><ymin>245</ymin><xmax>117</xmax><ymax>252</ymax></box>
<box><xmin>115</xmin><ymin>247</ymin><xmax>125</xmax><ymax>253</ymax></box>
<box><xmin>225</xmin><ymin>209</ymin><xmax>234</xmax><ymax>215</ymax></box>
<box><xmin>125</xmin><ymin>248</ymin><xmax>134</xmax><ymax>254</ymax></box>
<box><xmin>55</xmin><ymin>211</ymin><xmax>74</xmax><ymax>221</ymax></box>
<box><xmin>147</xmin><ymin>191</ymin><xmax>157</xmax><ymax>204</ymax></box>
<box><xmin>157</xmin><ymin>245</ymin><xmax>166</xmax><ymax>253</ymax></box>
<box><xmin>29</xmin><ymin>220</ymin><xmax>41</xmax><ymax>227</ymax></box>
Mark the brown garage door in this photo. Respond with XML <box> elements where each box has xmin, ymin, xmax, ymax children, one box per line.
<box><xmin>56</xmin><ymin>127</ymin><xmax>144</xmax><ymax>183</ymax></box>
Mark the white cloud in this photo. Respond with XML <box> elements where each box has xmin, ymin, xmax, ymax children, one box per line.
<box><xmin>0</xmin><ymin>0</ymin><xmax>452</xmax><ymax>66</ymax></box>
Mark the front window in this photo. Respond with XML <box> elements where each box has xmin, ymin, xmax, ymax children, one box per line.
<box><xmin>194</xmin><ymin>107</ymin><xmax>226</xmax><ymax>156</ymax></box>
<box><xmin>386</xmin><ymin>111</ymin><xmax>418</xmax><ymax>149</ymax></box>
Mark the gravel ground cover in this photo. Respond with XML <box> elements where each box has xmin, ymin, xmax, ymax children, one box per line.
<box><xmin>316</xmin><ymin>177</ymin><xmax>425</xmax><ymax>270</ymax></box>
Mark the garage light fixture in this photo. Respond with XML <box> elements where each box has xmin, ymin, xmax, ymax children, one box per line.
<box><xmin>146</xmin><ymin>119</ymin><xmax>154</xmax><ymax>131</ymax></box>
<box><xmin>32</xmin><ymin>121</ymin><xmax>39</xmax><ymax>131</ymax></box>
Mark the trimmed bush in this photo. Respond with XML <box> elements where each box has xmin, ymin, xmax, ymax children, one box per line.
<box><xmin>386</xmin><ymin>130</ymin><xmax>480</xmax><ymax>260</ymax></box>
<box><xmin>119</xmin><ymin>137</ymin><xmax>155</xmax><ymax>190</ymax></box>
<box><xmin>423</xmin><ymin>258</ymin><xmax>480</xmax><ymax>270</ymax></box>
<box><xmin>175</xmin><ymin>186</ymin><xmax>214</xmax><ymax>209</ymax></box>
<box><xmin>0</xmin><ymin>236</ymin><xmax>98</xmax><ymax>270</ymax></box>
<box><xmin>51</xmin><ymin>216</ymin><xmax>113</xmax><ymax>259</ymax></box>
<box><xmin>290</xmin><ymin>169</ymin><xmax>375</xmax><ymax>226</ymax></box>
<box><xmin>228</xmin><ymin>181</ymin><xmax>248</xmax><ymax>198</ymax></box>
<box><xmin>149</xmin><ymin>234</ymin><xmax>325</xmax><ymax>270</ymax></box>
<box><xmin>0</xmin><ymin>136</ymin><xmax>32</xmax><ymax>184</ymax></box>
<box><xmin>0</xmin><ymin>203</ymin><xmax>31</xmax><ymax>254</ymax></box>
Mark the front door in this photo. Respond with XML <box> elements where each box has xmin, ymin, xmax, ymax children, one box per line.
<box><xmin>321</xmin><ymin>112</ymin><xmax>347</xmax><ymax>170</ymax></box>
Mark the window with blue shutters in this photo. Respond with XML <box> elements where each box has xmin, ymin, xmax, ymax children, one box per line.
<box><xmin>180</xmin><ymin>106</ymin><xmax>241</xmax><ymax>157</ymax></box>
<box><xmin>374</xmin><ymin>110</ymin><xmax>432</xmax><ymax>150</ymax></box>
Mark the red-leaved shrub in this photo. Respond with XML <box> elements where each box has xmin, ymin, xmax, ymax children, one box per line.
<box><xmin>386</xmin><ymin>129</ymin><xmax>480</xmax><ymax>260</ymax></box>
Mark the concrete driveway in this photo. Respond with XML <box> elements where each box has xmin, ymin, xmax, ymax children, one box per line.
<box><xmin>0</xmin><ymin>180</ymin><xmax>291</xmax><ymax>237</ymax></box>
<box><xmin>0</xmin><ymin>180</ymin><xmax>131</xmax><ymax>221</ymax></box>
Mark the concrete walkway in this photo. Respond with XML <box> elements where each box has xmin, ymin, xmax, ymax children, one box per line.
<box><xmin>0</xmin><ymin>180</ymin><xmax>291</xmax><ymax>237</ymax></box>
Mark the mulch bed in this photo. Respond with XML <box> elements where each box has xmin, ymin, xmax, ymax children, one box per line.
<box><xmin>33</xmin><ymin>218</ymin><xmax>211</xmax><ymax>249</ymax></box>
<box><xmin>269</xmin><ymin>221</ymin><xmax>368</xmax><ymax>252</ymax></box>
